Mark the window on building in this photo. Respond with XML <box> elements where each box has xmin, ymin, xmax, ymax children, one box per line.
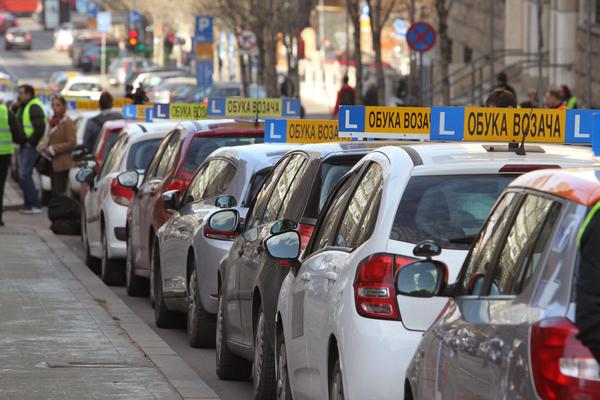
<box><xmin>464</xmin><ymin>46</ymin><xmax>473</xmax><ymax>64</ymax></box>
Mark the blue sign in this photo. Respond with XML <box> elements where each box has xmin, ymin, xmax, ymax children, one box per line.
<box><xmin>264</xmin><ymin>119</ymin><xmax>287</xmax><ymax>143</ymax></box>
<box><xmin>123</xmin><ymin>104</ymin><xmax>137</xmax><ymax>120</ymax></box>
<box><xmin>129</xmin><ymin>10</ymin><xmax>141</xmax><ymax>25</ymax></box>
<box><xmin>207</xmin><ymin>97</ymin><xmax>225</xmax><ymax>116</ymax></box>
<box><xmin>282</xmin><ymin>98</ymin><xmax>301</xmax><ymax>117</ymax></box>
<box><xmin>406</xmin><ymin>22</ymin><xmax>436</xmax><ymax>53</ymax></box>
<box><xmin>195</xmin><ymin>16</ymin><xmax>214</xmax><ymax>42</ymax></box>
<box><xmin>145</xmin><ymin>107</ymin><xmax>153</xmax><ymax>122</ymax></box>
<box><xmin>566</xmin><ymin>110</ymin><xmax>595</xmax><ymax>144</ymax></box>
<box><xmin>86</xmin><ymin>1</ymin><xmax>99</xmax><ymax>18</ymax></box>
<box><xmin>76</xmin><ymin>0</ymin><xmax>88</xmax><ymax>13</ymax></box>
<box><xmin>430</xmin><ymin>107</ymin><xmax>464</xmax><ymax>141</ymax></box>
<box><xmin>153</xmin><ymin>103</ymin><xmax>170</xmax><ymax>119</ymax></box>
<box><xmin>338</xmin><ymin>106</ymin><xmax>366</xmax><ymax>133</ymax></box>
<box><xmin>393</xmin><ymin>18</ymin><xmax>407</xmax><ymax>39</ymax></box>
<box><xmin>97</xmin><ymin>12</ymin><xmax>111</xmax><ymax>33</ymax></box>
<box><xmin>196</xmin><ymin>61</ymin><xmax>214</xmax><ymax>87</ymax></box>
<box><xmin>594</xmin><ymin>113</ymin><xmax>600</xmax><ymax>156</ymax></box>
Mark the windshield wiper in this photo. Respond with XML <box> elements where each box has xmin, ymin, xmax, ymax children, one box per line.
<box><xmin>448</xmin><ymin>234</ymin><xmax>478</xmax><ymax>244</ymax></box>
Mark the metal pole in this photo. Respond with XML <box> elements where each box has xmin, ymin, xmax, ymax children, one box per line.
<box><xmin>537</xmin><ymin>0</ymin><xmax>544</xmax><ymax>102</ymax></box>
<box><xmin>407</xmin><ymin>0</ymin><xmax>416</xmax><ymax>103</ymax></box>
<box><xmin>489</xmin><ymin>0</ymin><xmax>495</xmax><ymax>91</ymax></box>
<box><xmin>101</xmin><ymin>32</ymin><xmax>106</xmax><ymax>80</ymax></box>
<box><xmin>419</xmin><ymin>51</ymin><xmax>423</xmax><ymax>105</ymax></box>
<box><xmin>586</xmin><ymin>0</ymin><xmax>593</xmax><ymax>107</ymax></box>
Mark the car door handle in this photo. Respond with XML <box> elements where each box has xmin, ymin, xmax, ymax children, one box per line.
<box><xmin>325</xmin><ymin>271</ymin><xmax>337</xmax><ymax>282</ymax></box>
<box><xmin>301</xmin><ymin>272</ymin><xmax>311</xmax><ymax>281</ymax></box>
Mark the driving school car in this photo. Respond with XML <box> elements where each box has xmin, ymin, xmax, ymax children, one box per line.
<box><xmin>264</xmin><ymin>105</ymin><xmax>600</xmax><ymax>400</ymax></box>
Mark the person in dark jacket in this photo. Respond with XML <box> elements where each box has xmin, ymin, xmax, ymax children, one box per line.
<box><xmin>576</xmin><ymin>199</ymin><xmax>600</xmax><ymax>364</ymax></box>
<box><xmin>82</xmin><ymin>91</ymin><xmax>123</xmax><ymax>153</ymax></box>
<box><xmin>14</xmin><ymin>84</ymin><xmax>45</xmax><ymax>213</ymax></box>
<box><xmin>485</xmin><ymin>88</ymin><xmax>517</xmax><ymax>108</ymax></box>
<box><xmin>493</xmin><ymin>72</ymin><xmax>517</xmax><ymax>103</ymax></box>
<box><xmin>332</xmin><ymin>76</ymin><xmax>356</xmax><ymax>117</ymax></box>
<box><xmin>0</xmin><ymin>102</ymin><xmax>25</xmax><ymax>225</ymax></box>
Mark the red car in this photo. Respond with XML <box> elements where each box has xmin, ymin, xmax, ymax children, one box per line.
<box><xmin>92</xmin><ymin>120</ymin><xmax>127</xmax><ymax>169</ymax></box>
<box><xmin>125</xmin><ymin>120</ymin><xmax>264</xmax><ymax>296</ymax></box>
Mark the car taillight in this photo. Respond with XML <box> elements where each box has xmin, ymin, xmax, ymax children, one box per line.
<box><xmin>6</xmin><ymin>34</ymin><xmax>13</xmax><ymax>40</ymax></box>
<box><xmin>499</xmin><ymin>164</ymin><xmax>561</xmax><ymax>173</ymax></box>
<box><xmin>166</xmin><ymin>178</ymin><xmax>189</xmax><ymax>193</ymax></box>
<box><xmin>297</xmin><ymin>223</ymin><xmax>314</xmax><ymax>251</ymax></box>
<box><xmin>203</xmin><ymin>225</ymin><xmax>239</xmax><ymax>241</ymax></box>
<box><xmin>353</xmin><ymin>254</ymin><xmax>415</xmax><ymax>320</ymax></box>
<box><xmin>25</xmin><ymin>34</ymin><xmax>31</xmax><ymax>40</ymax></box>
<box><xmin>111</xmin><ymin>178</ymin><xmax>135</xmax><ymax>206</ymax></box>
<box><xmin>531</xmin><ymin>317</ymin><xmax>600</xmax><ymax>399</ymax></box>
<box><xmin>89</xmin><ymin>55</ymin><xmax>97</xmax><ymax>61</ymax></box>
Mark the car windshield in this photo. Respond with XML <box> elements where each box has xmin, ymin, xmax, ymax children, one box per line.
<box><xmin>126</xmin><ymin>138</ymin><xmax>161</xmax><ymax>172</ymax></box>
<box><xmin>182</xmin><ymin>136</ymin><xmax>263</xmax><ymax>177</ymax></box>
<box><xmin>390</xmin><ymin>174</ymin><xmax>514</xmax><ymax>250</ymax></box>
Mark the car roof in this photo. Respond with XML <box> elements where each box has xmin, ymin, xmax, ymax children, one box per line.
<box><xmin>292</xmin><ymin>140</ymin><xmax>415</xmax><ymax>159</ymax></box>
<box><xmin>66</xmin><ymin>76</ymin><xmax>101</xmax><ymax>84</ymax></box>
<box><xmin>509</xmin><ymin>168</ymin><xmax>600</xmax><ymax>207</ymax></box>
<box><xmin>207</xmin><ymin>143</ymin><xmax>296</xmax><ymax>167</ymax></box>
<box><xmin>124</xmin><ymin>121</ymin><xmax>178</xmax><ymax>143</ymax></box>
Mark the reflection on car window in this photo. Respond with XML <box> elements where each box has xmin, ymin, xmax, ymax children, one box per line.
<box><xmin>311</xmin><ymin>176</ymin><xmax>355</xmax><ymax>251</ymax></box>
<box><xmin>185</xmin><ymin>159</ymin><xmax>237</xmax><ymax>204</ymax></box>
<box><xmin>126</xmin><ymin>139</ymin><xmax>161</xmax><ymax>172</ymax></box>
<box><xmin>155</xmin><ymin>132</ymin><xmax>180</xmax><ymax>177</ymax></box>
<box><xmin>182</xmin><ymin>136</ymin><xmax>262</xmax><ymax>174</ymax></box>
<box><xmin>245</xmin><ymin>158</ymin><xmax>288</xmax><ymax>231</ymax></box>
<box><xmin>262</xmin><ymin>154</ymin><xmax>306</xmax><ymax>224</ymax></box>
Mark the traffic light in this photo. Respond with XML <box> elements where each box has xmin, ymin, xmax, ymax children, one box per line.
<box><xmin>128</xmin><ymin>29</ymin><xmax>138</xmax><ymax>48</ymax></box>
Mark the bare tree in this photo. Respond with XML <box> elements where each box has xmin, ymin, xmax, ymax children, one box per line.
<box><xmin>365</xmin><ymin>0</ymin><xmax>397</xmax><ymax>105</ymax></box>
<box><xmin>346</xmin><ymin>0</ymin><xmax>363</xmax><ymax>104</ymax></box>
<box><xmin>435</xmin><ymin>0</ymin><xmax>453</xmax><ymax>105</ymax></box>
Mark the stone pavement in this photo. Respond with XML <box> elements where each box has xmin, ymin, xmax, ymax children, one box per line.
<box><xmin>0</xmin><ymin>184</ymin><xmax>220</xmax><ymax>400</ymax></box>
<box><xmin>3</xmin><ymin>173</ymin><xmax>23</xmax><ymax>210</ymax></box>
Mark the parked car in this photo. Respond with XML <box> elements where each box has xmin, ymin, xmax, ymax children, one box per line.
<box><xmin>263</xmin><ymin>143</ymin><xmax>598</xmax><ymax>400</ymax></box>
<box><xmin>79</xmin><ymin>42</ymin><xmax>120</xmax><ymax>72</ymax></box>
<box><xmin>108</xmin><ymin>56</ymin><xmax>152</xmax><ymax>87</ymax></box>
<box><xmin>149</xmin><ymin>77</ymin><xmax>197</xmax><ymax>104</ymax></box>
<box><xmin>67</xmin><ymin>110</ymin><xmax>100</xmax><ymax>198</ymax></box>
<box><xmin>60</xmin><ymin>76</ymin><xmax>104</xmax><ymax>101</ymax></box>
<box><xmin>78</xmin><ymin>121</ymin><xmax>178</xmax><ymax>284</ymax></box>
<box><xmin>5</xmin><ymin>28</ymin><xmax>32</xmax><ymax>50</ymax></box>
<box><xmin>125</xmin><ymin>120</ymin><xmax>263</xmax><ymax>302</ymax></box>
<box><xmin>48</xmin><ymin>70</ymin><xmax>80</xmax><ymax>93</ymax></box>
<box><xmin>130</xmin><ymin>69</ymin><xmax>192</xmax><ymax>92</ymax></box>
<box><xmin>0</xmin><ymin>12</ymin><xmax>17</xmax><ymax>34</ymax></box>
<box><xmin>54</xmin><ymin>22</ymin><xmax>74</xmax><ymax>51</ymax></box>
<box><xmin>152</xmin><ymin>143</ymin><xmax>295</xmax><ymax>348</ymax></box>
<box><xmin>404</xmin><ymin>167</ymin><xmax>600</xmax><ymax>400</ymax></box>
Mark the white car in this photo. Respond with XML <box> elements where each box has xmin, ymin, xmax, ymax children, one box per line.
<box><xmin>269</xmin><ymin>142</ymin><xmax>599</xmax><ymax>400</ymax></box>
<box><xmin>54</xmin><ymin>23</ymin><xmax>74</xmax><ymax>51</ymax></box>
<box><xmin>155</xmin><ymin>143</ymin><xmax>295</xmax><ymax>347</ymax></box>
<box><xmin>67</xmin><ymin>110</ymin><xmax>98</xmax><ymax>197</ymax></box>
<box><xmin>79</xmin><ymin>121</ymin><xmax>178</xmax><ymax>285</ymax></box>
<box><xmin>61</xmin><ymin>76</ymin><xmax>104</xmax><ymax>101</ymax></box>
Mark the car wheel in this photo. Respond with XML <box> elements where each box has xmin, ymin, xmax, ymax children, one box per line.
<box><xmin>126</xmin><ymin>234</ymin><xmax>148</xmax><ymax>296</ymax></box>
<box><xmin>254</xmin><ymin>306</ymin><xmax>276</xmax><ymax>400</ymax></box>
<box><xmin>329</xmin><ymin>357</ymin><xmax>345</xmax><ymax>400</ymax></box>
<box><xmin>82</xmin><ymin>214</ymin><xmax>100</xmax><ymax>273</ymax></box>
<box><xmin>101</xmin><ymin>226</ymin><xmax>124</xmax><ymax>286</ymax></box>
<box><xmin>152</xmin><ymin>241</ymin><xmax>178</xmax><ymax>328</ymax></box>
<box><xmin>187</xmin><ymin>269</ymin><xmax>216</xmax><ymax>348</ymax></box>
<box><xmin>276</xmin><ymin>330</ymin><xmax>292</xmax><ymax>400</ymax></box>
<box><xmin>216</xmin><ymin>294</ymin><xmax>252</xmax><ymax>380</ymax></box>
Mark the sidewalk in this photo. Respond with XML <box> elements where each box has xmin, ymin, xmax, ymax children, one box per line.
<box><xmin>0</xmin><ymin>181</ymin><xmax>219</xmax><ymax>400</ymax></box>
<box><xmin>3</xmin><ymin>174</ymin><xmax>23</xmax><ymax>210</ymax></box>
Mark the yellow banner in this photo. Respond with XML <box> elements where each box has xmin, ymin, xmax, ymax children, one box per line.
<box><xmin>364</xmin><ymin>106</ymin><xmax>430</xmax><ymax>134</ymax></box>
<box><xmin>114</xmin><ymin>97</ymin><xmax>133</xmax><ymax>108</ymax></box>
<box><xmin>225</xmin><ymin>98</ymin><xmax>282</xmax><ymax>117</ymax></box>
<box><xmin>463</xmin><ymin>107</ymin><xmax>566</xmax><ymax>143</ymax></box>
<box><xmin>35</xmin><ymin>88</ymin><xmax>54</xmax><ymax>96</ymax></box>
<box><xmin>136</xmin><ymin>104</ymin><xmax>154</xmax><ymax>120</ymax></box>
<box><xmin>70</xmin><ymin>97</ymin><xmax>132</xmax><ymax>110</ymax></box>
<box><xmin>286</xmin><ymin>120</ymin><xmax>349</xmax><ymax>144</ymax></box>
<box><xmin>169</xmin><ymin>103</ymin><xmax>208</xmax><ymax>120</ymax></box>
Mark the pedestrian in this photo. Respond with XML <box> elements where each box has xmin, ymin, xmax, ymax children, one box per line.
<box><xmin>493</xmin><ymin>72</ymin><xmax>517</xmax><ymax>103</ymax></box>
<box><xmin>133</xmin><ymin>84</ymin><xmax>148</xmax><ymax>105</ymax></box>
<box><xmin>82</xmin><ymin>91</ymin><xmax>123</xmax><ymax>153</ymax></box>
<box><xmin>575</xmin><ymin>193</ymin><xmax>600</xmax><ymax>364</ymax></box>
<box><xmin>38</xmin><ymin>96</ymin><xmax>76</xmax><ymax>197</ymax></box>
<box><xmin>560</xmin><ymin>84</ymin><xmax>578</xmax><ymax>109</ymax></box>
<box><xmin>484</xmin><ymin>88</ymin><xmax>517</xmax><ymax>108</ymax></box>
<box><xmin>0</xmin><ymin>101</ymin><xmax>25</xmax><ymax>226</ymax></box>
<box><xmin>280</xmin><ymin>75</ymin><xmax>294</xmax><ymax>98</ymax></box>
<box><xmin>332</xmin><ymin>75</ymin><xmax>355</xmax><ymax>117</ymax></box>
<box><xmin>544</xmin><ymin>89</ymin><xmax>567</xmax><ymax>110</ymax></box>
<box><xmin>519</xmin><ymin>88</ymin><xmax>539</xmax><ymax>108</ymax></box>
<box><xmin>14</xmin><ymin>84</ymin><xmax>45</xmax><ymax>214</ymax></box>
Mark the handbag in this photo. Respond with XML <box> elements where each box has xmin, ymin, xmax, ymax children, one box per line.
<box><xmin>35</xmin><ymin>153</ymin><xmax>51</xmax><ymax>176</ymax></box>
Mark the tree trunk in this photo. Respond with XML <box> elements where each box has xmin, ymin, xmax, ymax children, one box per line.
<box><xmin>370</xmin><ymin>28</ymin><xmax>386</xmax><ymax>105</ymax></box>
<box><xmin>347</xmin><ymin>0</ymin><xmax>363</xmax><ymax>104</ymax></box>
<box><xmin>437</xmin><ymin>0</ymin><xmax>451</xmax><ymax>105</ymax></box>
<box><xmin>262</xmin><ymin>31</ymin><xmax>279</xmax><ymax>97</ymax></box>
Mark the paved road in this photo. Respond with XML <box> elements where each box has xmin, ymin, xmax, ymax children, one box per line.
<box><xmin>1</xmin><ymin>19</ymin><xmax>253</xmax><ymax>400</ymax></box>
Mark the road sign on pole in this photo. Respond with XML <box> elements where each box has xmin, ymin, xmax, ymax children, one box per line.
<box><xmin>97</xmin><ymin>12</ymin><xmax>111</xmax><ymax>80</ymax></box>
<box><xmin>194</xmin><ymin>16</ymin><xmax>214</xmax><ymax>89</ymax></box>
<box><xmin>237</xmin><ymin>30</ymin><xmax>257</xmax><ymax>51</ymax></box>
<box><xmin>406</xmin><ymin>22</ymin><xmax>436</xmax><ymax>53</ymax></box>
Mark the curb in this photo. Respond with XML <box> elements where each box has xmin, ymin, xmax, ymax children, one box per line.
<box><xmin>35</xmin><ymin>228</ymin><xmax>221</xmax><ymax>400</ymax></box>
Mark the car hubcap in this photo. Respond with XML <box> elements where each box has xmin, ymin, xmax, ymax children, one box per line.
<box><xmin>277</xmin><ymin>340</ymin><xmax>288</xmax><ymax>400</ymax></box>
<box><xmin>254</xmin><ymin>313</ymin><xmax>264</xmax><ymax>390</ymax></box>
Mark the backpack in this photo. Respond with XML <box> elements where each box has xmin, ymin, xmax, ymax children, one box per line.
<box><xmin>48</xmin><ymin>194</ymin><xmax>81</xmax><ymax>222</ymax></box>
<box><xmin>50</xmin><ymin>219</ymin><xmax>82</xmax><ymax>235</ymax></box>
<box><xmin>340</xmin><ymin>87</ymin><xmax>355</xmax><ymax>106</ymax></box>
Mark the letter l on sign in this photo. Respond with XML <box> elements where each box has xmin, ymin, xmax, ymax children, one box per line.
<box><xmin>270</xmin><ymin>122</ymin><xmax>282</xmax><ymax>140</ymax></box>
<box><xmin>439</xmin><ymin>112</ymin><xmax>455</xmax><ymax>136</ymax></box>
<box><xmin>574</xmin><ymin>115</ymin><xmax>590</xmax><ymax>139</ymax></box>
<box><xmin>210</xmin><ymin>99</ymin><xmax>222</xmax><ymax>114</ymax></box>
<box><xmin>345</xmin><ymin>109</ymin><xmax>358</xmax><ymax>129</ymax></box>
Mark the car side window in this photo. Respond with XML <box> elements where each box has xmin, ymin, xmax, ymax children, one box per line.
<box><xmin>183</xmin><ymin>163</ymin><xmax>209</xmax><ymax>205</ymax></box>
<box><xmin>98</xmin><ymin>135</ymin><xmax>126</xmax><ymax>180</ymax></box>
<box><xmin>261</xmin><ymin>154</ymin><xmax>307</xmax><ymax>225</ymax></box>
<box><xmin>245</xmin><ymin>157</ymin><xmax>289</xmax><ymax>231</ymax></box>
<box><xmin>310</xmin><ymin>174</ymin><xmax>357</xmax><ymax>252</ymax></box>
<box><xmin>333</xmin><ymin>163</ymin><xmax>383</xmax><ymax>249</ymax></box>
<box><xmin>459</xmin><ymin>192</ymin><xmax>519</xmax><ymax>296</ymax></box>
<box><xmin>489</xmin><ymin>195</ymin><xmax>561</xmax><ymax>296</ymax></box>
<box><xmin>184</xmin><ymin>159</ymin><xmax>236</xmax><ymax>204</ymax></box>
<box><xmin>155</xmin><ymin>131</ymin><xmax>181</xmax><ymax>178</ymax></box>
<box><xmin>145</xmin><ymin>131</ymin><xmax>173</xmax><ymax>179</ymax></box>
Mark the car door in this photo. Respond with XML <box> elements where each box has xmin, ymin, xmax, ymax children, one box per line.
<box><xmin>450</xmin><ymin>193</ymin><xmax>563</xmax><ymax>400</ymax></box>
<box><xmin>239</xmin><ymin>153</ymin><xmax>308</xmax><ymax>347</ymax></box>
<box><xmin>223</xmin><ymin>157</ymin><xmax>290</xmax><ymax>344</ymax></box>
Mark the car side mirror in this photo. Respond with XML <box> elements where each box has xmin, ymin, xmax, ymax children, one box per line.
<box><xmin>270</xmin><ymin>219</ymin><xmax>298</xmax><ymax>235</ymax></box>
<box><xmin>208</xmin><ymin>209</ymin><xmax>239</xmax><ymax>233</ymax></box>
<box><xmin>396</xmin><ymin>260</ymin><xmax>448</xmax><ymax>298</ymax></box>
<box><xmin>71</xmin><ymin>144</ymin><xmax>89</xmax><ymax>161</ymax></box>
<box><xmin>162</xmin><ymin>189</ymin><xmax>181</xmax><ymax>211</ymax></box>
<box><xmin>75</xmin><ymin>167</ymin><xmax>95</xmax><ymax>186</ymax></box>
<box><xmin>413</xmin><ymin>240</ymin><xmax>442</xmax><ymax>258</ymax></box>
<box><xmin>117</xmin><ymin>170</ymin><xmax>139</xmax><ymax>189</ymax></box>
<box><xmin>215</xmin><ymin>195</ymin><xmax>237</xmax><ymax>208</ymax></box>
<box><xmin>264</xmin><ymin>230</ymin><xmax>301</xmax><ymax>260</ymax></box>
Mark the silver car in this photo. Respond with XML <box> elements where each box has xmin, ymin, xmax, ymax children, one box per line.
<box><xmin>403</xmin><ymin>168</ymin><xmax>600</xmax><ymax>399</ymax></box>
<box><xmin>155</xmin><ymin>143</ymin><xmax>295</xmax><ymax>347</ymax></box>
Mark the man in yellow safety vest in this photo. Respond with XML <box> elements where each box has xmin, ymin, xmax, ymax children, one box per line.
<box><xmin>0</xmin><ymin>101</ymin><xmax>25</xmax><ymax>226</ymax></box>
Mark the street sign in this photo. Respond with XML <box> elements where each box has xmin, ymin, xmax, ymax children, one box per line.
<box><xmin>393</xmin><ymin>18</ymin><xmax>407</xmax><ymax>39</ymax></box>
<box><xmin>237</xmin><ymin>30</ymin><xmax>257</xmax><ymax>50</ymax></box>
<box><xmin>153</xmin><ymin>103</ymin><xmax>208</xmax><ymax>120</ymax></box>
<box><xmin>129</xmin><ymin>10</ymin><xmax>141</xmax><ymax>25</ymax></box>
<box><xmin>406</xmin><ymin>22</ymin><xmax>436</xmax><ymax>53</ymax></box>
<box><xmin>97</xmin><ymin>12</ymin><xmax>111</xmax><ymax>33</ymax></box>
<box><xmin>196</xmin><ymin>62</ymin><xmax>214</xmax><ymax>87</ymax></box>
<box><xmin>195</xmin><ymin>16</ymin><xmax>214</xmax><ymax>42</ymax></box>
<box><xmin>208</xmin><ymin>97</ymin><xmax>301</xmax><ymax>118</ymax></box>
<box><xmin>194</xmin><ymin>16</ymin><xmax>214</xmax><ymax>88</ymax></box>
<box><xmin>338</xmin><ymin>105</ymin><xmax>431</xmax><ymax>139</ymax></box>
<box><xmin>264</xmin><ymin>119</ymin><xmax>349</xmax><ymax>144</ymax></box>
<box><xmin>86</xmin><ymin>1</ymin><xmax>99</xmax><ymax>18</ymax></box>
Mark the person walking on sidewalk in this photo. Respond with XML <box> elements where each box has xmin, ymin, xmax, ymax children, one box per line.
<box><xmin>14</xmin><ymin>84</ymin><xmax>46</xmax><ymax>214</ymax></box>
<box><xmin>38</xmin><ymin>96</ymin><xmax>76</xmax><ymax>197</ymax></box>
<box><xmin>0</xmin><ymin>101</ymin><xmax>26</xmax><ymax>226</ymax></box>
<box><xmin>332</xmin><ymin>75</ymin><xmax>356</xmax><ymax>117</ymax></box>
<box><xmin>82</xmin><ymin>91</ymin><xmax>123</xmax><ymax>153</ymax></box>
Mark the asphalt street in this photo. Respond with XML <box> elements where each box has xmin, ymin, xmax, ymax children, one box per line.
<box><xmin>1</xmin><ymin>19</ymin><xmax>253</xmax><ymax>400</ymax></box>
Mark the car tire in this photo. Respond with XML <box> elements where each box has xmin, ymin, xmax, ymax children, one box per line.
<box><xmin>254</xmin><ymin>306</ymin><xmax>276</xmax><ymax>400</ymax></box>
<box><xmin>216</xmin><ymin>295</ymin><xmax>252</xmax><ymax>380</ymax></box>
<box><xmin>100</xmin><ymin>226</ymin><xmax>124</xmax><ymax>286</ymax></box>
<box><xmin>82</xmin><ymin>214</ymin><xmax>100</xmax><ymax>273</ymax></box>
<box><xmin>152</xmin><ymin>241</ymin><xmax>178</xmax><ymax>328</ymax></box>
<box><xmin>329</xmin><ymin>357</ymin><xmax>345</xmax><ymax>400</ymax></box>
<box><xmin>126</xmin><ymin>234</ymin><xmax>148</xmax><ymax>296</ymax></box>
<box><xmin>187</xmin><ymin>269</ymin><xmax>216</xmax><ymax>348</ymax></box>
<box><xmin>276</xmin><ymin>330</ymin><xmax>292</xmax><ymax>400</ymax></box>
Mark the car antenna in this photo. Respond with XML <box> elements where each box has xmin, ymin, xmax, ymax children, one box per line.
<box><xmin>516</xmin><ymin>88</ymin><xmax>537</xmax><ymax>156</ymax></box>
<box><xmin>254</xmin><ymin>98</ymin><xmax>259</xmax><ymax>128</ymax></box>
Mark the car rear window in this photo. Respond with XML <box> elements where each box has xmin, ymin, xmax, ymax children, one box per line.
<box><xmin>182</xmin><ymin>136</ymin><xmax>263</xmax><ymax>176</ymax></box>
<box><xmin>390</xmin><ymin>174</ymin><xmax>514</xmax><ymax>250</ymax></box>
<box><xmin>126</xmin><ymin>138</ymin><xmax>161</xmax><ymax>172</ymax></box>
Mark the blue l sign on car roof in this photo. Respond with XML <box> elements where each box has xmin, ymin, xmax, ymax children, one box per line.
<box><xmin>430</xmin><ymin>107</ymin><xmax>464</xmax><ymax>141</ymax></box>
